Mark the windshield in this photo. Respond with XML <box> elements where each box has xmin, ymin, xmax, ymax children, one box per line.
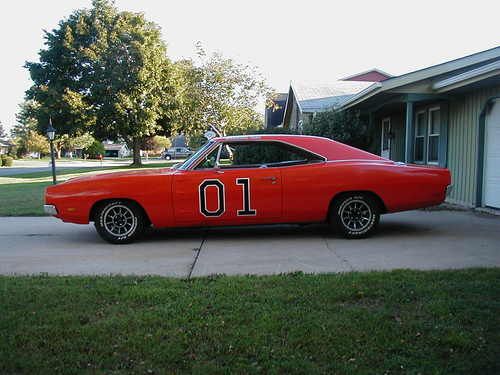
<box><xmin>174</xmin><ymin>141</ymin><xmax>214</xmax><ymax>170</ymax></box>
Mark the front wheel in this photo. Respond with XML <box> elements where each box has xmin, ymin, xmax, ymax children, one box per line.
<box><xmin>330</xmin><ymin>194</ymin><xmax>380</xmax><ymax>238</ymax></box>
<box><xmin>164</xmin><ymin>154</ymin><xmax>172</xmax><ymax>160</ymax></box>
<box><xmin>94</xmin><ymin>201</ymin><xmax>146</xmax><ymax>244</ymax></box>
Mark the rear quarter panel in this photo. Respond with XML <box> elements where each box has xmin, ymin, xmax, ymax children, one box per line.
<box><xmin>281</xmin><ymin>161</ymin><xmax>450</xmax><ymax>222</ymax></box>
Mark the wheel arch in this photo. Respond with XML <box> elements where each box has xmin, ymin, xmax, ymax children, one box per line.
<box><xmin>328</xmin><ymin>190</ymin><xmax>387</xmax><ymax>220</ymax></box>
<box><xmin>89</xmin><ymin>198</ymin><xmax>152</xmax><ymax>225</ymax></box>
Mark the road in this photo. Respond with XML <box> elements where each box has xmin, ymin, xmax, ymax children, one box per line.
<box><xmin>0</xmin><ymin>210</ymin><xmax>499</xmax><ymax>277</ymax></box>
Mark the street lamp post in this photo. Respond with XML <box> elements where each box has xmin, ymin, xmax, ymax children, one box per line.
<box><xmin>46</xmin><ymin>118</ymin><xmax>57</xmax><ymax>185</ymax></box>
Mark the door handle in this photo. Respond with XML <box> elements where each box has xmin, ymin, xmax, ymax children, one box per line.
<box><xmin>261</xmin><ymin>176</ymin><xmax>277</xmax><ymax>182</ymax></box>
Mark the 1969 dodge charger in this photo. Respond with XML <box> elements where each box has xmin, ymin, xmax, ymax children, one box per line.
<box><xmin>44</xmin><ymin>135</ymin><xmax>451</xmax><ymax>244</ymax></box>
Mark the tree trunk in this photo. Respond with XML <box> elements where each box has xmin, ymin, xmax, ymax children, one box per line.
<box><xmin>132</xmin><ymin>137</ymin><xmax>142</xmax><ymax>166</ymax></box>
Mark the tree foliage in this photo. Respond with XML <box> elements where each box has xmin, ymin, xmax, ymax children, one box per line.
<box><xmin>0</xmin><ymin>121</ymin><xmax>6</xmax><ymax>139</ymax></box>
<box><xmin>25</xmin><ymin>131</ymin><xmax>50</xmax><ymax>157</ymax></box>
<box><xmin>141</xmin><ymin>135</ymin><xmax>171</xmax><ymax>153</ymax></box>
<box><xmin>25</xmin><ymin>0</ymin><xmax>175</xmax><ymax>165</ymax></box>
<box><xmin>172</xmin><ymin>45</ymin><xmax>271</xmax><ymax>137</ymax></box>
<box><xmin>303</xmin><ymin>109</ymin><xmax>371</xmax><ymax>150</ymax></box>
<box><xmin>84</xmin><ymin>140</ymin><xmax>105</xmax><ymax>159</ymax></box>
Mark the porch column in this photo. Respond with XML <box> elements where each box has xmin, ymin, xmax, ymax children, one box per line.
<box><xmin>404</xmin><ymin>101</ymin><xmax>414</xmax><ymax>163</ymax></box>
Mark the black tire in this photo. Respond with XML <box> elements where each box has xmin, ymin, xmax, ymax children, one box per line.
<box><xmin>330</xmin><ymin>193</ymin><xmax>380</xmax><ymax>239</ymax></box>
<box><xmin>164</xmin><ymin>154</ymin><xmax>172</xmax><ymax>160</ymax></box>
<box><xmin>94</xmin><ymin>200</ymin><xmax>146</xmax><ymax>244</ymax></box>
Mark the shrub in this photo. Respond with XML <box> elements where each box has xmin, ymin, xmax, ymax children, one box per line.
<box><xmin>246</xmin><ymin>127</ymin><xmax>297</xmax><ymax>135</ymax></box>
<box><xmin>84</xmin><ymin>140</ymin><xmax>105</xmax><ymax>159</ymax></box>
<box><xmin>1</xmin><ymin>155</ymin><xmax>13</xmax><ymax>167</ymax></box>
<box><xmin>303</xmin><ymin>109</ymin><xmax>372</xmax><ymax>150</ymax></box>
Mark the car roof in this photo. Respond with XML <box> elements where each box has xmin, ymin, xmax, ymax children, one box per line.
<box><xmin>214</xmin><ymin>134</ymin><xmax>383</xmax><ymax>161</ymax></box>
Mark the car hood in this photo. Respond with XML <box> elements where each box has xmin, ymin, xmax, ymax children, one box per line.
<box><xmin>62</xmin><ymin>167</ymin><xmax>176</xmax><ymax>184</ymax></box>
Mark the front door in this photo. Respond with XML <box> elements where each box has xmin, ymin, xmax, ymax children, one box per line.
<box><xmin>172</xmin><ymin>143</ymin><xmax>282</xmax><ymax>226</ymax></box>
<box><xmin>381</xmin><ymin>117</ymin><xmax>391</xmax><ymax>159</ymax></box>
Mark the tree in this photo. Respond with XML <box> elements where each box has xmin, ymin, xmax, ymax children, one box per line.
<box><xmin>0</xmin><ymin>121</ymin><xmax>6</xmax><ymax>139</ymax></box>
<box><xmin>84</xmin><ymin>140</ymin><xmax>105</xmax><ymax>159</ymax></box>
<box><xmin>141</xmin><ymin>135</ymin><xmax>171</xmax><ymax>156</ymax></box>
<box><xmin>25</xmin><ymin>130</ymin><xmax>49</xmax><ymax>157</ymax></box>
<box><xmin>12</xmin><ymin>100</ymin><xmax>39</xmax><ymax>157</ymax></box>
<box><xmin>152</xmin><ymin>135</ymin><xmax>171</xmax><ymax>151</ymax></box>
<box><xmin>303</xmin><ymin>109</ymin><xmax>372</xmax><ymax>150</ymax></box>
<box><xmin>172</xmin><ymin>45</ymin><xmax>272</xmax><ymax>137</ymax></box>
<box><xmin>187</xmin><ymin>133</ymin><xmax>208</xmax><ymax>150</ymax></box>
<box><xmin>14</xmin><ymin>100</ymin><xmax>90</xmax><ymax>159</ymax></box>
<box><xmin>60</xmin><ymin>133</ymin><xmax>95</xmax><ymax>156</ymax></box>
<box><xmin>25</xmin><ymin>0</ymin><xmax>175</xmax><ymax>165</ymax></box>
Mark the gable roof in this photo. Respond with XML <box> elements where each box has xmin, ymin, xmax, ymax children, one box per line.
<box><xmin>340</xmin><ymin>46</ymin><xmax>500</xmax><ymax>109</ymax></box>
<box><xmin>340</xmin><ymin>68</ymin><xmax>392</xmax><ymax>82</ymax></box>
<box><xmin>432</xmin><ymin>60</ymin><xmax>500</xmax><ymax>92</ymax></box>
<box><xmin>292</xmin><ymin>81</ymin><xmax>374</xmax><ymax>112</ymax></box>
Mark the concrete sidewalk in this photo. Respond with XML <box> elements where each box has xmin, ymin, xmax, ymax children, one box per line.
<box><xmin>0</xmin><ymin>210</ymin><xmax>499</xmax><ymax>277</ymax></box>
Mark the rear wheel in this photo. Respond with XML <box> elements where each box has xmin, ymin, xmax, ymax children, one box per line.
<box><xmin>330</xmin><ymin>194</ymin><xmax>380</xmax><ymax>238</ymax></box>
<box><xmin>94</xmin><ymin>200</ymin><xmax>146</xmax><ymax>244</ymax></box>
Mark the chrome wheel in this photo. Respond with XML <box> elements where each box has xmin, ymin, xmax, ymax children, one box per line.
<box><xmin>102</xmin><ymin>204</ymin><xmax>137</xmax><ymax>237</ymax></box>
<box><xmin>339</xmin><ymin>199</ymin><xmax>373</xmax><ymax>233</ymax></box>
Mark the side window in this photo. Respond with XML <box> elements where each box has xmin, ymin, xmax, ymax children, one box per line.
<box><xmin>219</xmin><ymin>142</ymin><xmax>322</xmax><ymax>168</ymax></box>
<box><xmin>195</xmin><ymin>146</ymin><xmax>220</xmax><ymax>169</ymax></box>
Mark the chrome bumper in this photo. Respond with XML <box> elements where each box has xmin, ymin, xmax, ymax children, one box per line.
<box><xmin>43</xmin><ymin>204</ymin><xmax>58</xmax><ymax>216</ymax></box>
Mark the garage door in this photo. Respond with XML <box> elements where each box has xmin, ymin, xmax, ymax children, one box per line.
<box><xmin>484</xmin><ymin>98</ymin><xmax>500</xmax><ymax>208</ymax></box>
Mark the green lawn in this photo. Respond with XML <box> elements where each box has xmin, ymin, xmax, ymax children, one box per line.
<box><xmin>0</xmin><ymin>269</ymin><xmax>498</xmax><ymax>374</ymax></box>
<box><xmin>0</xmin><ymin>181</ymin><xmax>50</xmax><ymax>215</ymax></box>
<box><xmin>0</xmin><ymin>162</ymin><xmax>175</xmax><ymax>216</ymax></box>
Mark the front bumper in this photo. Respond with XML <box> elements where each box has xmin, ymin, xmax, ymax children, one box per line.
<box><xmin>43</xmin><ymin>204</ymin><xmax>58</xmax><ymax>216</ymax></box>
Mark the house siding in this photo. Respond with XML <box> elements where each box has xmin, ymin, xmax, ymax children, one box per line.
<box><xmin>447</xmin><ymin>86</ymin><xmax>500</xmax><ymax>206</ymax></box>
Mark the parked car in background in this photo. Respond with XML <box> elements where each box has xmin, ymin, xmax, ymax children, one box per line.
<box><xmin>44</xmin><ymin>135</ymin><xmax>452</xmax><ymax>244</ymax></box>
<box><xmin>161</xmin><ymin>147</ymin><xmax>193</xmax><ymax>160</ymax></box>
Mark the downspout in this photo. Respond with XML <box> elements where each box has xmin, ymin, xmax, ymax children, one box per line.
<box><xmin>475</xmin><ymin>95</ymin><xmax>500</xmax><ymax>207</ymax></box>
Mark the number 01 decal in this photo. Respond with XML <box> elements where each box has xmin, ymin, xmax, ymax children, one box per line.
<box><xmin>199</xmin><ymin>179</ymin><xmax>225</xmax><ymax>217</ymax></box>
<box><xmin>198</xmin><ymin>178</ymin><xmax>257</xmax><ymax>217</ymax></box>
<box><xmin>236</xmin><ymin>178</ymin><xmax>257</xmax><ymax>216</ymax></box>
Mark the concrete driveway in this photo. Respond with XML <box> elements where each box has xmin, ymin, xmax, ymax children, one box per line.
<box><xmin>0</xmin><ymin>210</ymin><xmax>498</xmax><ymax>277</ymax></box>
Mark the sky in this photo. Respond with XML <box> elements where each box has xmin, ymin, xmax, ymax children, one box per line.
<box><xmin>1</xmin><ymin>0</ymin><xmax>499</xmax><ymax>133</ymax></box>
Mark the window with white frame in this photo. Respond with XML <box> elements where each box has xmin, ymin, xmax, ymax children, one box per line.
<box><xmin>414</xmin><ymin>111</ymin><xmax>426</xmax><ymax>163</ymax></box>
<box><xmin>414</xmin><ymin>106</ymin><xmax>441</xmax><ymax>164</ymax></box>
<box><xmin>427</xmin><ymin>108</ymin><xmax>440</xmax><ymax>164</ymax></box>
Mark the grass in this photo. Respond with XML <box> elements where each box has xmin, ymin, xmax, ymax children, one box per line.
<box><xmin>0</xmin><ymin>269</ymin><xmax>499</xmax><ymax>374</ymax></box>
<box><xmin>0</xmin><ymin>162</ymin><xmax>175</xmax><ymax>216</ymax></box>
<box><xmin>0</xmin><ymin>181</ymin><xmax>51</xmax><ymax>215</ymax></box>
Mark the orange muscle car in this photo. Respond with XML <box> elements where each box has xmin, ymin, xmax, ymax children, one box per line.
<box><xmin>44</xmin><ymin>135</ymin><xmax>451</xmax><ymax>244</ymax></box>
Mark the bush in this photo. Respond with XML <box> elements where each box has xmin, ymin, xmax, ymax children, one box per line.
<box><xmin>245</xmin><ymin>127</ymin><xmax>298</xmax><ymax>135</ymax></box>
<box><xmin>84</xmin><ymin>140</ymin><xmax>105</xmax><ymax>159</ymax></box>
<box><xmin>1</xmin><ymin>155</ymin><xmax>14</xmax><ymax>167</ymax></box>
<box><xmin>303</xmin><ymin>109</ymin><xmax>371</xmax><ymax>150</ymax></box>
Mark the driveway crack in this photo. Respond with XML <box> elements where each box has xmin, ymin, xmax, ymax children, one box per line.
<box><xmin>188</xmin><ymin>232</ymin><xmax>207</xmax><ymax>279</ymax></box>
<box><xmin>323</xmin><ymin>235</ymin><xmax>354</xmax><ymax>271</ymax></box>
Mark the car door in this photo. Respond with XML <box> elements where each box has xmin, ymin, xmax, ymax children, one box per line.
<box><xmin>172</xmin><ymin>142</ymin><xmax>283</xmax><ymax>227</ymax></box>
